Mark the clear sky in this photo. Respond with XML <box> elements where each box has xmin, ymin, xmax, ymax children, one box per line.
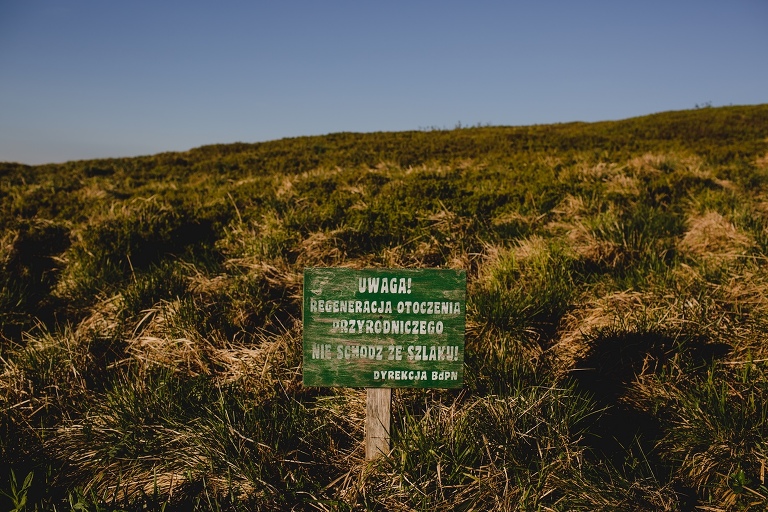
<box><xmin>1</xmin><ymin>1</ymin><xmax>766</xmax><ymax>165</ymax></box>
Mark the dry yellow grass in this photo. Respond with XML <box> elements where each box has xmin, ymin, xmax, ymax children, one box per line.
<box><xmin>0</xmin><ymin>228</ymin><xmax>17</xmax><ymax>273</ymax></box>
<box><xmin>296</xmin><ymin>229</ymin><xmax>346</xmax><ymax>266</ymax></box>
<box><xmin>550</xmin><ymin>290</ymin><xmax>660</xmax><ymax>374</ymax></box>
<box><xmin>546</xmin><ymin>195</ymin><xmax>626</xmax><ymax>267</ymax></box>
<box><xmin>605</xmin><ymin>173</ymin><xmax>641</xmax><ymax>196</ymax></box>
<box><xmin>566</xmin><ymin>222</ymin><xmax>623</xmax><ymax>267</ymax></box>
<box><xmin>755</xmin><ymin>151</ymin><xmax>768</xmax><ymax>169</ymax></box>
<box><xmin>627</xmin><ymin>153</ymin><xmax>682</xmax><ymax>175</ymax></box>
<box><xmin>510</xmin><ymin>234</ymin><xmax>549</xmax><ymax>262</ymax></box>
<box><xmin>678</xmin><ymin>211</ymin><xmax>754</xmax><ymax>264</ymax></box>
<box><xmin>551</xmin><ymin>194</ymin><xmax>588</xmax><ymax>219</ymax></box>
<box><xmin>74</xmin><ymin>294</ymin><xmax>122</xmax><ymax>340</ymax></box>
<box><xmin>0</xmin><ymin>326</ymin><xmax>91</xmax><ymax>430</ymax></box>
<box><xmin>76</xmin><ymin>182</ymin><xmax>109</xmax><ymax>201</ymax></box>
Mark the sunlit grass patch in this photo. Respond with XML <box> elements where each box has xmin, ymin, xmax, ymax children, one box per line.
<box><xmin>469</xmin><ymin>237</ymin><xmax>575</xmax><ymax>344</ymax></box>
<box><xmin>2</xmin><ymin>105</ymin><xmax>768</xmax><ymax>509</ymax></box>
<box><xmin>371</xmin><ymin>385</ymin><xmax>595</xmax><ymax>511</ymax></box>
<box><xmin>218</xmin><ymin>209</ymin><xmax>299</xmax><ymax>263</ymax></box>
<box><xmin>679</xmin><ymin>211</ymin><xmax>755</xmax><ymax>265</ymax></box>
<box><xmin>46</xmin><ymin>367</ymin><xmax>359</xmax><ymax>509</ymax></box>
<box><xmin>650</xmin><ymin>362</ymin><xmax>768</xmax><ymax>509</ymax></box>
<box><xmin>126</xmin><ymin>312</ymin><xmax>303</xmax><ymax>395</ymax></box>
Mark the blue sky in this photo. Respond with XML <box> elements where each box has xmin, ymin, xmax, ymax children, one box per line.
<box><xmin>1</xmin><ymin>1</ymin><xmax>766</xmax><ymax>165</ymax></box>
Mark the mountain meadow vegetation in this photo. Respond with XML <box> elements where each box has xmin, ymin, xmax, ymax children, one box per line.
<box><xmin>2</xmin><ymin>104</ymin><xmax>768</xmax><ymax>510</ymax></box>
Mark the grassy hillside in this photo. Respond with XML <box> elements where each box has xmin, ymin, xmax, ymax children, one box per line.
<box><xmin>2</xmin><ymin>104</ymin><xmax>768</xmax><ymax>510</ymax></box>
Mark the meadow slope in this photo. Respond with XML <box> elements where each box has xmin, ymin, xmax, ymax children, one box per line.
<box><xmin>2</xmin><ymin>105</ymin><xmax>768</xmax><ymax>510</ymax></box>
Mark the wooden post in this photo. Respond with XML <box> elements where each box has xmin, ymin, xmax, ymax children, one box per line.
<box><xmin>303</xmin><ymin>268</ymin><xmax>466</xmax><ymax>460</ymax></box>
<box><xmin>365</xmin><ymin>387</ymin><xmax>391</xmax><ymax>460</ymax></box>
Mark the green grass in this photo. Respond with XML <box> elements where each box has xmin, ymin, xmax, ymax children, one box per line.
<box><xmin>2</xmin><ymin>104</ymin><xmax>768</xmax><ymax>510</ymax></box>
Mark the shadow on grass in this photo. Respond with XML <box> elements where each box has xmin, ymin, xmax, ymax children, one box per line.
<box><xmin>569</xmin><ymin>329</ymin><xmax>730</xmax><ymax>510</ymax></box>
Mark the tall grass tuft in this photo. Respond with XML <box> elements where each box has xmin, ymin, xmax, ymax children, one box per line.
<box><xmin>366</xmin><ymin>384</ymin><xmax>645</xmax><ymax>511</ymax></box>
<box><xmin>653</xmin><ymin>362</ymin><xmax>768</xmax><ymax>508</ymax></box>
<box><xmin>48</xmin><ymin>367</ymin><xmax>359</xmax><ymax>509</ymax></box>
<box><xmin>469</xmin><ymin>238</ymin><xmax>575</xmax><ymax>348</ymax></box>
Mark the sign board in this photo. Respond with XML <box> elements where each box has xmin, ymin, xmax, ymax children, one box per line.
<box><xmin>303</xmin><ymin>268</ymin><xmax>466</xmax><ymax>388</ymax></box>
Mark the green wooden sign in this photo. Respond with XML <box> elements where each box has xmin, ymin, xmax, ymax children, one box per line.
<box><xmin>303</xmin><ymin>268</ymin><xmax>466</xmax><ymax>388</ymax></box>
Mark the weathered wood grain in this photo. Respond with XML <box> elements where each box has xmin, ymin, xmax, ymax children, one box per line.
<box><xmin>365</xmin><ymin>387</ymin><xmax>392</xmax><ymax>460</ymax></box>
